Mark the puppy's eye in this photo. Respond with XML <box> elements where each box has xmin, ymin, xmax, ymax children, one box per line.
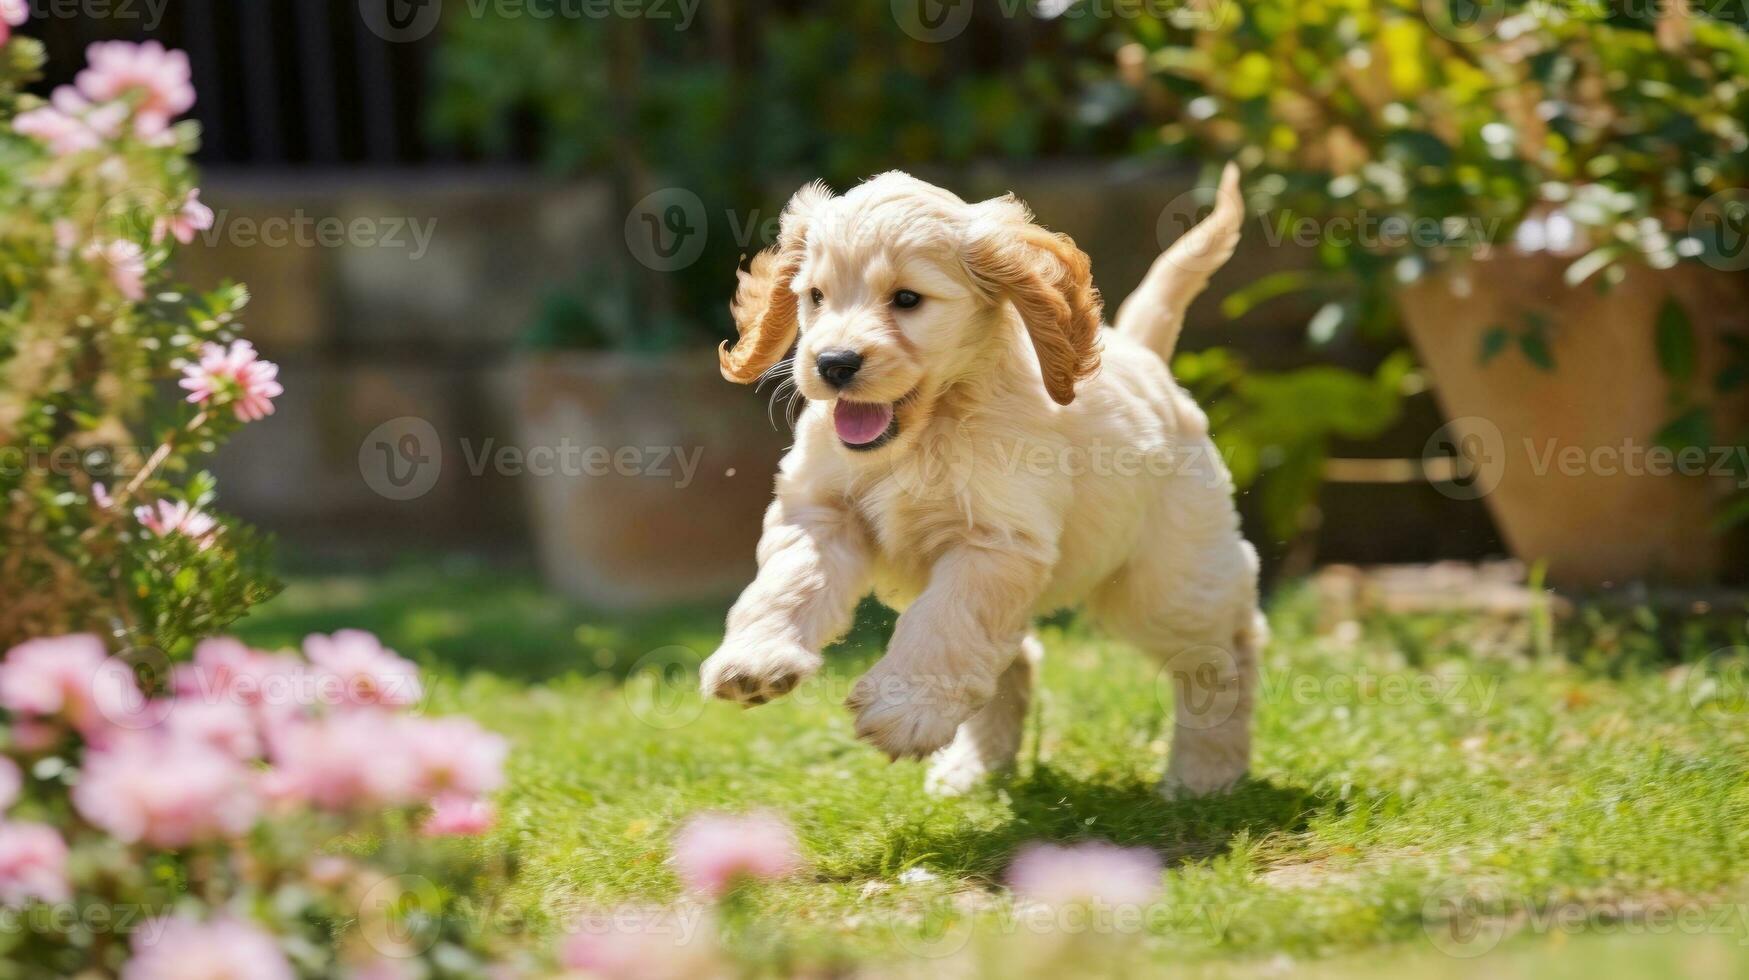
<box><xmin>892</xmin><ymin>289</ymin><xmax>922</xmax><ymax>310</ymax></box>
<box><xmin>810</xmin><ymin>288</ymin><xmax>824</xmax><ymax>306</ymax></box>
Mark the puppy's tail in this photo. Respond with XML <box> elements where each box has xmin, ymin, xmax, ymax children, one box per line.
<box><xmin>1113</xmin><ymin>162</ymin><xmax>1243</xmax><ymax>363</ymax></box>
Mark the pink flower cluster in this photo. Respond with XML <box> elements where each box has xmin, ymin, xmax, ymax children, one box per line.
<box><xmin>179</xmin><ymin>339</ymin><xmax>284</xmax><ymax>423</ymax></box>
<box><xmin>10</xmin><ymin>42</ymin><xmax>215</xmax><ymax>305</ymax></box>
<box><xmin>670</xmin><ymin>811</ymin><xmax>804</xmax><ymax>897</ymax></box>
<box><xmin>134</xmin><ymin>498</ymin><xmax>219</xmax><ymax>549</ymax></box>
<box><xmin>13</xmin><ymin>41</ymin><xmax>193</xmax><ymax>152</ymax></box>
<box><xmin>76</xmin><ymin>41</ymin><xmax>195</xmax><ymax>139</ymax></box>
<box><xmin>122</xmin><ymin>916</ymin><xmax>293</xmax><ymax>980</ymax></box>
<box><xmin>1005</xmin><ymin>841</ymin><xmax>1163</xmax><ymax>908</ymax></box>
<box><xmin>0</xmin><ymin>630</ymin><xmax>508</xmax><ymax>907</ymax></box>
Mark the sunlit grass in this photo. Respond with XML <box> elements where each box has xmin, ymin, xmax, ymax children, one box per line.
<box><xmin>234</xmin><ymin>560</ymin><xmax>1749</xmax><ymax>976</ymax></box>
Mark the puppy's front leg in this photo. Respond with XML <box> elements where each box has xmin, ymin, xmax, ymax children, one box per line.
<box><xmin>847</xmin><ymin>546</ymin><xmax>1048</xmax><ymax>760</ymax></box>
<box><xmin>701</xmin><ymin>497</ymin><xmax>869</xmax><ymax>706</ymax></box>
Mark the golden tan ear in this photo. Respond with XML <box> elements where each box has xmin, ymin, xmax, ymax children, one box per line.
<box><xmin>964</xmin><ymin>205</ymin><xmax>1103</xmax><ymax>405</ymax></box>
<box><xmin>719</xmin><ymin>182</ymin><xmax>832</xmax><ymax>384</ymax></box>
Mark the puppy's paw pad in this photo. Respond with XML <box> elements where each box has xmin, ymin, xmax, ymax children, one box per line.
<box><xmin>699</xmin><ymin>641</ymin><xmax>820</xmax><ymax>707</ymax></box>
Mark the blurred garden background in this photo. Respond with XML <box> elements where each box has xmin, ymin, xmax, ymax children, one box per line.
<box><xmin>6</xmin><ymin>0</ymin><xmax>1749</xmax><ymax>976</ymax></box>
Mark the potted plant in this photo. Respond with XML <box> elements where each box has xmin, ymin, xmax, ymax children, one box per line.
<box><xmin>1114</xmin><ymin>0</ymin><xmax>1749</xmax><ymax>585</ymax></box>
<box><xmin>499</xmin><ymin>277</ymin><xmax>789</xmax><ymax>609</ymax></box>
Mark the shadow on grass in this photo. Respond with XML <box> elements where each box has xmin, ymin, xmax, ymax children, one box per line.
<box><xmin>835</xmin><ymin>767</ymin><xmax>1335</xmax><ymax>882</ymax></box>
<box><xmin>232</xmin><ymin>560</ymin><xmax>901</xmax><ymax>683</ymax></box>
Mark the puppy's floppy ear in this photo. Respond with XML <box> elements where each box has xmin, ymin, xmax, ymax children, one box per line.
<box><xmin>719</xmin><ymin>181</ymin><xmax>833</xmax><ymax>384</ymax></box>
<box><xmin>963</xmin><ymin>199</ymin><xmax>1103</xmax><ymax>405</ymax></box>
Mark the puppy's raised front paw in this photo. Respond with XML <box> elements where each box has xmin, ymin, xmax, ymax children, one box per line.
<box><xmin>700</xmin><ymin>638</ymin><xmax>820</xmax><ymax>707</ymax></box>
<box><xmin>845</xmin><ymin>667</ymin><xmax>975</xmax><ymax>761</ymax></box>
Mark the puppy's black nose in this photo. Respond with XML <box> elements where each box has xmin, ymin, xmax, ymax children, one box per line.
<box><xmin>816</xmin><ymin>349</ymin><xmax>863</xmax><ymax>388</ymax></box>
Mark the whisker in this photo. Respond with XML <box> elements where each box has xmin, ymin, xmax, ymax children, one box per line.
<box><xmin>767</xmin><ymin>377</ymin><xmax>797</xmax><ymax>430</ymax></box>
<box><xmin>754</xmin><ymin>356</ymin><xmax>794</xmax><ymax>392</ymax></box>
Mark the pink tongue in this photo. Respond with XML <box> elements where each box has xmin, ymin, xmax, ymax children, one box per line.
<box><xmin>834</xmin><ymin>400</ymin><xmax>894</xmax><ymax>445</ymax></box>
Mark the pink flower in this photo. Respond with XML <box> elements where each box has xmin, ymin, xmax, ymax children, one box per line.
<box><xmin>0</xmin><ymin>822</ymin><xmax>70</xmax><ymax>906</ymax></box>
<box><xmin>178</xmin><ymin>340</ymin><xmax>283</xmax><ymax>423</ymax></box>
<box><xmin>134</xmin><ymin>498</ymin><xmax>218</xmax><ymax>548</ymax></box>
<box><xmin>123</xmin><ymin>916</ymin><xmax>291</xmax><ymax>980</ymax></box>
<box><xmin>84</xmin><ymin>239</ymin><xmax>147</xmax><ymax>300</ymax></box>
<box><xmin>671</xmin><ymin>812</ymin><xmax>804</xmax><ymax>897</ymax></box>
<box><xmin>560</xmin><ymin>908</ymin><xmax>721</xmax><ymax>980</ymax></box>
<box><xmin>0</xmin><ymin>757</ymin><xmax>19</xmax><ymax>813</ymax></box>
<box><xmin>0</xmin><ymin>634</ymin><xmax>144</xmax><ymax>738</ymax></box>
<box><xmin>73</xmin><ymin>735</ymin><xmax>259</xmax><ymax>847</ymax></box>
<box><xmin>421</xmin><ymin>795</ymin><xmax>495</xmax><ymax>837</ymax></box>
<box><xmin>1005</xmin><ymin>841</ymin><xmax>1163</xmax><ymax>908</ymax></box>
<box><xmin>11</xmin><ymin>104</ymin><xmax>95</xmax><ymax>155</ymax></box>
<box><xmin>403</xmin><ymin>716</ymin><xmax>507</xmax><ymax>800</ymax></box>
<box><xmin>163</xmin><ymin>699</ymin><xmax>260</xmax><ymax>760</ymax></box>
<box><xmin>303</xmin><ymin>630</ymin><xmax>422</xmax><ymax>709</ymax></box>
<box><xmin>12</xmin><ymin>88</ymin><xmax>126</xmax><ymax>156</ymax></box>
<box><xmin>174</xmin><ymin>638</ymin><xmax>301</xmax><ymax>711</ymax></box>
<box><xmin>154</xmin><ymin>188</ymin><xmax>214</xmax><ymax>245</ymax></box>
<box><xmin>0</xmin><ymin>0</ymin><xmax>27</xmax><ymax>46</ymax></box>
<box><xmin>75</xmin><ymin>41</ymin><xmax>195</xmax><ymax>138</ymax></box>
<box><xmin>263</xmin><ymin>712</ymin><xmax>420</xmax><ymax>810</ymax></box>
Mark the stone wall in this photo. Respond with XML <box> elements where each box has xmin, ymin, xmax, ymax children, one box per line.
<box><xmin>186</xmin><ymin>164</ymin><xmax>1501</xmax><ymax>586</ymax></box>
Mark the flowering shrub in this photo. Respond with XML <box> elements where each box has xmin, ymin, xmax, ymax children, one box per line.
<box><xmin>0</xmin><ymin>630</ymin><xmax>517</xmax><ymax>977</ymax></box>
<box><xmin>0</xmin><ymin>28</ymin><xmax>277</xmax><ymax>652</ymax></box>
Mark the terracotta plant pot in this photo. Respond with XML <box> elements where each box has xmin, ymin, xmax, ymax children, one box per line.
<box><xmin>504</xmin><ymin>352</ymin><xmax>786</xmax><ymax>608</ymax></box>
<box><xmin>1398</xmin><ymin>256</ymin><xmax>1749</xmax><ymax>587</ymax></box>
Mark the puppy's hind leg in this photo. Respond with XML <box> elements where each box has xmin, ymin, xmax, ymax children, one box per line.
<box><xmin>925</xmin><ymin>633</ymin><xmax>1041</xmax><ymax>796</ymax></box>
<box><xmin>1156</xmin><ymin>611</ymin><xmax>1263</xmax><ymax>799</ymax></box>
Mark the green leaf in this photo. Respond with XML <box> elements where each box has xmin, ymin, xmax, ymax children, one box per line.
<box><xmin>1219</xmin><ymin>270</ymin><xmax>1318</xmax><ymax>320</ymax></box>
<box><xmin>1563</xmin><ymin>247</ymin><xmax>1618</xmax><ymax>287</ymax></box>
<box><xmin>1654</xmin><ymin>406</ymin><xmax>1712</xmax><ymax>452</ymax></box>
<box><xmin>1479</xmin><ymin>326</ymin><xmax>1510</xmax><ymax>364</ymax></box>
<box><xmin>1713</xmin><ymin>492</ymin><xmax>1749</xmax><ymax>532</ymax></box>
<box><xmin>1655</xmin><ymin>298</ymin><xmax>1696</xmax><ymax>384</ymax></box>
<box><xmin>1518</xmin><ymin>331</ymin><xmax>1555</xmax><ymax>372</ymax></box>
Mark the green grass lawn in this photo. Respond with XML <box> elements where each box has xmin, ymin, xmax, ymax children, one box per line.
<box><xmin>235</xmin><ymin>559</ymin><xmax>1749</xmax><ymax>977</ymax></box>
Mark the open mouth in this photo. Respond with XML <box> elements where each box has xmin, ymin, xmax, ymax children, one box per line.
<box><xmin>833</xmin><ymin>399</ymin><xmax>899</xmax><ymax>451</ymax></box>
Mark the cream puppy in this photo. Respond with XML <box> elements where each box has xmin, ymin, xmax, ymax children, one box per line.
<box><xmin>698</xmin><ymin>166</ymin><xmax>1264</xmax><ymax>797</ymax></box>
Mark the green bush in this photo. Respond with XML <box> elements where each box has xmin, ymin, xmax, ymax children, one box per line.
<box><xmin>429</xmin><ymin>1</ymin><xmax>1124</xmax><ymax>349</ymax></box>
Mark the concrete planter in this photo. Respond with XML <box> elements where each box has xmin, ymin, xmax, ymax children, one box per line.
<box><xmin>505</xmin><ymin>352</ymin><xmax>787</xmax><ymax>608</ymax></box>
<box><xmin>1399</xmin><ymin>256</ymin><xmax>1749</xmax><ymax>587</ymax></box>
